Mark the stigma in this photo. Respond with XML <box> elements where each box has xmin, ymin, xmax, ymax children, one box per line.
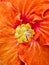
<box><xmin>15</xmin><ymin>23</ymin><xmax>35</xmax><ymax>43</ymax></box>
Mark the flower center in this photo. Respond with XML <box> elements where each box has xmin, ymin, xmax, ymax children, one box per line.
<box><xmin>15</xmin><ymin>23</ymin><xmax>35</xmax><ymax>43</ymax></box>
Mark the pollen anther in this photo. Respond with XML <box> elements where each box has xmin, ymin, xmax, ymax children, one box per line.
<box><xmin>15</xmin><ymin>23</ymin><xmax>35</xmax><ymax>43</ymax></box>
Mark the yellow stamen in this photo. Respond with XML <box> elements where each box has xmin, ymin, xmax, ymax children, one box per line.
<box><xmin>15</xmin><ymin>23</ymin><xmax>35</xmax><ymax>43</ymax></box>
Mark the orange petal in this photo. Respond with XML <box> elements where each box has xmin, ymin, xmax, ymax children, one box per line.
<box><xmin>0</xmin><ymin>2</ymin><xmax>19</xmax><ymax>28</ymax></box>
<box><xmin>19</xmin><ymin>40</ymin><xmax>49</xmax><ymax>65</ymax></box>
<box><xmin>1</xmin><ymin>0</ymin><xmax>21</xmax><ymax>12</ymax></box>
<box><xmin>0</xmin><ymin>34</ymin><xmax>22</xmax><ymax>65</ymax></box>
<box><xmin>0</xmin><ymin>2</ymin><xmax>21</xmax><ymax>65</ymax></box>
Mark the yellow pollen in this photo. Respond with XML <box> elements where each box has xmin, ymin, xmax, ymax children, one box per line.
<box><xmin>15</xmin><ymin>23</ymin><xmax>35</xmax><ymax>43</ymax></box>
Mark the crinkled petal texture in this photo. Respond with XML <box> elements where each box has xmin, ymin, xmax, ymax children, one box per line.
<box><xmin>0</xmin><ymin>2</ymin><xmax>22</xmax><ymax>65</ymax></box>
<box><xmin>19</xmin><ymin>40</ymin><xmax>49</xmax><ymax>65</ymax></box>
<box><xmin>0</xmin><ymin>0</ymin><xmax>49</xmax><ymax>65</ymax></box>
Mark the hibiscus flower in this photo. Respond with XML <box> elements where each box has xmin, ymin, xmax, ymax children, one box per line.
<box><xmin>0</xmin><ymin>0</ymin><xmax>49</xmax><ymax>65</ymax></box>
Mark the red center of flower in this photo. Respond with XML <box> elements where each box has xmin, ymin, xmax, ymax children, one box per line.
<box><xmin>14</xmin><ymin>13</ymin><xmax>40</xmax><ymax>31</ymax></box>
<box><xmin>14</xmin><ymin>13</ymin><xmax>41</xmax><ymax>42</ymax></box>
<box><xmin>20</xmin><ymin>14</ymin><xmax>40</xmax><ymax>31</ymax></box>
<box><xmin>20</xmin><ymin>14</ymin><xmax>30</xmax><ymax>24</ymax></box>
